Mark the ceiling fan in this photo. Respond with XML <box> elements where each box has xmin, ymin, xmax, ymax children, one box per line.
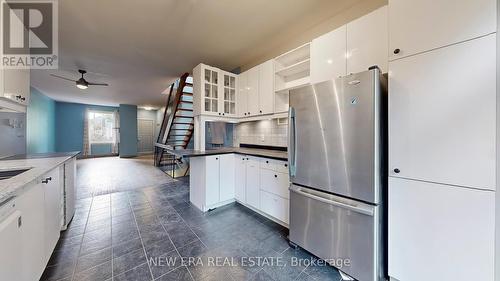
<box><xmin>50</xmin><ymin>69</ymin><xmax>109</xmax><ymax>90</ymax></box>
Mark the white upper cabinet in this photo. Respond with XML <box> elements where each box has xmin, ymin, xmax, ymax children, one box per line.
<box><xmin>389</xmin><ymin>34</ymin><xmax>496</xmax><ymax>190</ymax></box>
<box><xmin>388</xmin><ymin>0</ymin><xmax>496</xmax><ymax>60</ymax></box>
<box><xmin>1</xmin><ymin>69</ymin><xmax>30</xmax><ymax>106</ymax></box>
<box><xmin>237</xmin><ymin>71</ymin><xmax>248</xmax><ymax>118</ymax></box>
<box><xmin>193</xmin><ymin>64</ymin><xmax>237</xmax><ymax>117</ymax></box>
<box><xmin>347</xmin><ymin>6</ymin><xmax>388</xmax><ymax>74</ymax></box>
<box><xmin>246</xmin><ymin>66</ymin><xmax>260</xmax><ymax>116</ymax></box>
<box><xmin>258</xmin><ymin>60</ymin><xmax>274</xmax><ymax>115</ymax></box>
<box><xmin>221</xmin><ymin>71</ymin><xmax>237</xmax><ymax>117</ymax></box>
<box><xmin>311</xmin><ymin>25</ymin><xmax>347</xmax><ymax>84</ymax></box>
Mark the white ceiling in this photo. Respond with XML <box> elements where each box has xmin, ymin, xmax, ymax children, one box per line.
<box><xmin>31</xmin><ymin>0</ymin><xmax>362</xmax><ymax>107</ymax></box>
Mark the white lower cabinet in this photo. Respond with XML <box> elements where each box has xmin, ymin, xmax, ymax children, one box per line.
<box><xmin>0</xmin><ymin>167</ymin><xmax>63</xmax><ymax>281</ymax></box>
<box><xmin>245</xmin><ymin>157</ymin><xmax>261</xmax><ymax>209</ymax></box>
<box><xmin>191</xmin><ymin>153</ymin><xmax>290</xmax><ymax>225</ymax></box>
<box><xmin>260</xmin><ymin>190</ymin><xmax>289</xmax><ymax>224</ymax></box>
<box><xmin>389</xmin><ymin>177</ymin><xmax>495</xmax><ymax>281</ymax></box>
<box><xmin>219</xmin><ymin>154</ymin><xmax>235</xmax><ymax>202</ymax></box>
<box><xmin>0</xmin><ymin>199</ymin><xmax>23</xmax><ymax>281</ymax></box>
<box><xmin>260</xmin><ymin>169</ymin><xmax>289</xmax><ymax>199</ymax></box>
<box><xmin>190</xmin><ymin>154</ymin><xmax>236</xmax><ymax>211</ymax></box>
<box><xmin>17</xmin><ymin>183</ymin><xmax>46</xmax><ymax>281</ymax></box>
<box><xmin>234</xmin><ymin>155</ymin><xmax>247</xmax><ymax>202</ymax></box>
<box><xmin>43</xmin><ymin>167</ymin><xmax>62</xmax><ymax>261</ymax></box>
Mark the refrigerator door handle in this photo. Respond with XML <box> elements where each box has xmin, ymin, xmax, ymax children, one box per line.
<box><xmin>288</xmin><ymin>107</ymin><xmax>297</xmax><ymax>177</ymax></box>
<box><xmin>289</xmin><ymin>185</ymin><xmax>374</xmax><ymax>216</ymax></box>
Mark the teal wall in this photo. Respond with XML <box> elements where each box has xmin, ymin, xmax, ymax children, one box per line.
<box><xmin>27</xmin><ymin>88</ymin><xmax>56</xmax><ymax>153</ymax></box>
<box><xmin>119</xmin><ymin>104</ymin><xmax>138</xmax><ymax>157</ymax></box>
<box><xmin>55</xmin><ymin>102</ymin><xmax>117</xmax><ymax>155</ymax></box>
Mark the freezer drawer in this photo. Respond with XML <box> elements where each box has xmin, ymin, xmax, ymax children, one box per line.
<box><xmin>289</xmin><ymin>185</ymin><xmax>382</xmax><ymax>281</ymax></box>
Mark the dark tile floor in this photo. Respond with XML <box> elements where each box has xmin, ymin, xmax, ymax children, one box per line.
<box><xmin>41</xmin><ymin>178</ymin><xmax>342</xmax><ymax>281</ymax></box>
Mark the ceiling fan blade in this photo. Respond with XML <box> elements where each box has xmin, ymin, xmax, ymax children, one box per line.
<box><xmin>50</xmin><ymin>74</ymin><xmax>76</xmax><ymax>82</ymax></box>
<box><xmin>87</xmin><ymin>82</ymin><xmax>109</xmax><ymax>86</ymax></box>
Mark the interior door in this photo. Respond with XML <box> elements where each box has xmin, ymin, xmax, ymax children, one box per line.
<box><xmin>137</xmin><ymin>119</ymin><xmax>154</xmax><ymax>153</ymax></box>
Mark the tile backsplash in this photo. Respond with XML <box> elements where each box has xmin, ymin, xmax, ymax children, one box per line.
<box><xmin>233</xmin><ymin>119</ymin><xmax>288</xmax><ymax>147</ymax></box>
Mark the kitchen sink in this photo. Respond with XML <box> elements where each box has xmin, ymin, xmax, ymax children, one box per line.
<box><xmin>0</xmin><ymin>168</ymin><xmax>32</xmax><ymax>180</ymax></box>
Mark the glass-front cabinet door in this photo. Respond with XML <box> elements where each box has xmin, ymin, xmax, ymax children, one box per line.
<box><xmin>221</xmin><ymin>72</ymin><xmax>237</xmax><ymax>116</ymax></box>
<box><xmin>203</xmin><ymin>67</ymin><xmax>219</xmax><ymax>115</ymax></box>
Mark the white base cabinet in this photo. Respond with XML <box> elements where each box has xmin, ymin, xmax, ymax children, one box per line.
<box><xmin>190</xmin><ymin>153</ymin><xmax>290</xmax><ymax>225</ymax></box>
<box><xmin>245</xmin><ymin>156</ymin><xmax>261</xmax><ymax>209</ymax></box>
<box><xmin>0</xmin><ymin>167</ymin><xmax>64</xmax><ymax>281</ymax></box>
<box><xmin>17</xmin><ymin>183</ymin><xmax>46</xmax><ymax>281</ymax></box>
<box><xmin>43</xmin><ymin>167</ymin><xmax>62</xmax><ymax>261</ymax></box>
<box><xmin>389</xmin><ymin>177</ymin><xmax>495</xmax><ymax>281</ymax></box>
<box><xmin>190</xmin><ymin>154</ymin><xmax>236</xmax><ymax>211</ymax></box>
<box><xmin>0</xmin><ymin>201</ymin><xmax>23</xmax><ymax>281</ymax></box>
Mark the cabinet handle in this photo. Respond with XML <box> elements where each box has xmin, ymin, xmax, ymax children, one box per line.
<box><xmin>393</xmin><ymin>48</ymin><xmax>401</xmax><ymax>54</ymax></box>
<box><xmin>248</xmin><ymin>112</ymin><xmax>250</xmax><ymax>115</ymax></box>
<box><xmin>15</xmin><ymin>95</ymin><xmax>22</xmax><ymax>99</ymax></box>
<box><xmin>274</xmin><ymin>174</ymin><xmax>277</xmax><ymax>178</ymax></box>
<box><xmin>222</xmin><ymin>113</ymin><xmax>225</xmax><ymax>116</ymax></box>
<box><xmin>393</xmin><ymin>168</ymin><xmax>400</xmax><ymax>174</ymax></box>
<box><xmin>266</xmin><ymin>160</ymin><xmax>269</xmax><ymax>163</ymax></box>
<box><xmin>42</xmin><ymin>177</ymin><xmax>51</xmax><ymax>184</ymax></box>
<box><xmin>218</xmin><ymin>113</ymin><xmax>221</xmax><ymax>115</ymax></box>
<box><xmin>259</xmin><ymin>110</ymin><xmax>262</xmax><ymax>113</ymax></box>
<box><xmin>284</xmin><ymin>164</ymin><xmax>288</xmax><ymax>167</ymax></box>
<box><xmin>244</xmin><ymin>113</ymin><xmax>247</xmax><ymax>116</ymax></box>
<box><xmin>215</xmin><ymin>157</ymin><xmax>218</xmax><ymax>160</ymax></box>
<box><xmin>18</xmin><ymin>216</ymin><xmax>22</xmax><ymax>228</ymax></box>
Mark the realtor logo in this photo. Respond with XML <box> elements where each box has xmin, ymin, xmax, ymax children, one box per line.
<box><xmin>1</xmin><ymin>0</ymin><xmax>58</xmax><ymax>69</ymax></box>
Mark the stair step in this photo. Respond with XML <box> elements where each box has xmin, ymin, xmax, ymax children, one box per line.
<box><xmin>180</xmin><ymin>101</ymin><xmax>193</xmax><ymax>104</ymax></box>
<box><xmin>182</xmin><ymin>92</ymin><xmax>193</xmax><ymax>96</ymax></box>
<box><xmin>177</xmin><ymin>108</ymin><xmax>193</xmax><ymax>112</ymax></box>
<box><xmin>170</xmin><ymin>128</ymin><xmax>193</xmax><ymax>131</ymax></box>
<box><xmin>172</xmin><ymin>122</ymin><xmax>193</xmax><ymax>125</ymax></box>
<box><xmin>175</xmin><ymin>115</ymin><xmax>194</xmax><ymax>118</ymax></box>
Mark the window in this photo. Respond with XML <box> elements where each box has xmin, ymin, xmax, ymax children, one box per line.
<box><xmin>88</xmin><ymin>111</ymin><xmax>115</xmax><ymax>143</ymax></box>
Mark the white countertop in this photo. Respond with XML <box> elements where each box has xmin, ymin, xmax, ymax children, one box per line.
<box><xmin>0</xmin><ymin>154</ymin><xmax>77</xmax><ymax>204</ymax></box>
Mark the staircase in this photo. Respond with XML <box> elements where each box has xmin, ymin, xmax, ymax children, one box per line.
<box><xmin>154</xmin><ymin>73</ymin><xmax>194</xmax><ymax>177</ymax></box>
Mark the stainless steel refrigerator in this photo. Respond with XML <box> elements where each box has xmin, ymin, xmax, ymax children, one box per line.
<box><xmin>288</xmin><ymin>68</ymin><xmax>387</xmax><ymax>281</ymax></box>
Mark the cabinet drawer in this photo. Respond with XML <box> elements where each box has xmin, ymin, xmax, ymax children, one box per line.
<box><xmin>260</xmin><ymin>158</ymin><xmax>289</xmax><ymax>174</ymax></box>
<box><xmin>260</xmin><ymin>191</ymin><xmax>289</xmax><ymax>224</ymax></box>
<box><xmin>260</xmin><ymin>169</ymin><xmax>289</xmax><ymax>199</ymax></box>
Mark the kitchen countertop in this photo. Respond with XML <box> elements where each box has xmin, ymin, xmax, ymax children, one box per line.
<box><xmin>0</xmin><ymin>151</ymin><xmax>80</xmax><ymax>204</ymax></box>
<box><xmin>1</xmin><ymin>151</ymin><xmax>81</xmax><ymax>160</ymax></box>
<box><xmin>159</xmin><ymin>146</ymin><xmax>288</xmax><ymax>161</ymax></box>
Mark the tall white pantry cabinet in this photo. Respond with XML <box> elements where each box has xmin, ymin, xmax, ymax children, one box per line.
<box><xmin>387</xmin><ymin>0</ymin><xmax>498</xmax><ymax>281</ymax></box>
